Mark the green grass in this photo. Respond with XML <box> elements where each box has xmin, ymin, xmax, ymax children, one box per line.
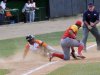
<box><xmin>0</xmin><ymin>26</ymin><xmax>99</xmax><ymax>57</ymax></box>
<box><xmin>0</xmin><ymin>37</ymin><xmax>26</xmax><ymax>57</ymax></box>
<box><xmin>47</xmin><ymin>62</ymin><xmax>100</xmax><ymax>75</ymax></box>
<box><xmin>0</xmin><ymin>69</ymin><xmax>10</xmax><ymax>75</ymax></box>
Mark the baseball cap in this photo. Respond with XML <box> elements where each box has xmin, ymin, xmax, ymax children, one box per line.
<box><xmin>88</xmin><ymin>3</ymin><xmax>94</xmax><ymax>7</ymax></box>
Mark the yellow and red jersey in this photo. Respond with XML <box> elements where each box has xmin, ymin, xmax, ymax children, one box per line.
<box><xmin>62</xmin><ymin>25</ymin><xmax>79</xmax><ymax>39</ymax></box>
<box><xmin>25</xmin><ymin>39</ymin><xmax>47</xmax><ymax>51</ymax></box>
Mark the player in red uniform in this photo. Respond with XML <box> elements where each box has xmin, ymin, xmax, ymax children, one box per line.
<box><xmin>49</xmin><ymin>20</ymin><xmax>86</xmax><ymax>61</ymax></box>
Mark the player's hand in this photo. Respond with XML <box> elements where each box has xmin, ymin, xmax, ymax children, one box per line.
<box><xmin>90</xmin><ymin>22</ymin><xmax>95</xmax><ymax>27</ymax></box>
<box><xmin>88</xmin><ymin>25</ymin><xmax>92</xmax><ymax>30</ymax></box>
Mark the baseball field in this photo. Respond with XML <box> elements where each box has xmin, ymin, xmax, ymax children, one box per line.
<box><xmin>0</xmin><ymin>15</ymin><xmax>100</xmax><ymax>75</ymax></box>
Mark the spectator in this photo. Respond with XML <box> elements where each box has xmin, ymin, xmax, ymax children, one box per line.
<box><xmin>5</xmin><ymin>8</ymin><xmax>15</xmax><ymax>24</ymax></box>
<box><xmin>30</xmin><ymin>0</ymin><xmax>36</xmax><ymax>22</ymax></box>
<box><xmin>22</xmin><ymin>0</ymin><xmax>31</xmax><ymax>23</ymax></box>
<box><xmin>0</xmin><ymin>6</ymin><xmax>4</xmax><ymax>25</ymax></box>
<box><xmin>82</xmin><ymin>3</ymin><xmax>100</xmax><ymax>51</ymax></box>
<box><xmin>0</xmin><ymin>0</ymin><xmax>7</xmax><ymax>10</ymax></box>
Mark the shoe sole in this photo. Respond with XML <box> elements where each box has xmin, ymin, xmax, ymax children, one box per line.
<box><xmin>77</xmin><ymin>56</ymin><xmax>86</xmax><ymax>59</ymax></box>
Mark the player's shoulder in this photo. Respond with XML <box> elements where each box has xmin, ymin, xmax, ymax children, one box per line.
<box><xmin>35</xmin><ymin>39</ymin><xmax>42</xmax><ymax>42</ymax></box>
<box><xmin>35</xmin><ymin>39</ymin><xmax>42</xmax><ymax>44</ymax></box>
<box><xmin>70</xmin><ymin>25</ymin><xmax>78</xmax><ymax>32</ymax></box>
<box><xmin>93</xmin><ymin>10</ymin><xmax>99</xmax><ymax>14</ymax></box>
<box><xmin>70</xmin><ymin>25</ymin><xmax>77</xmax><ymax>28</ymax></box>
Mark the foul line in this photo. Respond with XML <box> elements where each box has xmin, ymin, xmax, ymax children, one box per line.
<box><xmin>22</xmin><ymin>61</ymin><xmax>59</xmax><ymax>75</ymax></box>
<box><xmin>22</xmin><ymin>44</ymin><xmax>96</xmax><ymax>75</ymax></box>
<box><xmin>86</xmin><ymin>44</ymin><xmax>96</xmax><ymax>50</ymax></box>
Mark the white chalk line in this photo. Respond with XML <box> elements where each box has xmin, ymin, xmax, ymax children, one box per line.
<box><xmin>22</xmin><ymin>61</ymin><xmax>59</xmax><ymax>75</ymax></box>
<box><xmin>86</xmin><ymin>44</ymin><xmax>96</xmax><ymax>50</ymax></box>
<box><xmin>22</xmin><ymin>44</ymin><xmax>96</xmax><ymax>75</ymax></box>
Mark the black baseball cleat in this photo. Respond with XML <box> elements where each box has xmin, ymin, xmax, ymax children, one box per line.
<box><xmin>71</xmin><ymin>52</ymin><xmax>78</xmax><ymax>60</ymax></box>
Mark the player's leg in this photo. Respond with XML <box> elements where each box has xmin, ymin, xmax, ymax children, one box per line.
<box><xmin>32</xmin><ymin>11</ymin><xmax>35</xmax><ymax>22</ymax></box>
<box><xmin>70</xmin><ymin>39</ymin><xmax>85</xmax><ymax>59</ymax></box>
<box><xmin>82</xmin><ymin>26</ymin><xmax>89</xmax><ymax>51</ymax></box>
<box><xmin>61</xmin><ymin>38</ymin><xmax>85</xmax><ymax>59</ymax></box>
<box><xmin>49</xmin><ymin>38</ymin><xmax>71</xmax><ymax>61</ymax></box>
<box><xmin>49</xmin><ymin>52</ymin><xmax>64</xmax><ymax>61</ymax></box>
<box><xmin>25</xmin><ymin>12</ymin><xmax>30</xmax><ymax>22</ymax></box>
<box><xmin>61</xmin><ymin>38</ymin><xmax>71</xmax><ymax>60</ymax></box>
<box><xmin>90</xmin><ymin>27</ymin><xmax>100</xmax><ymax>50</ymax></box>
<box><xmin>29</xmin><ymin>11</ymin><xmax>32</xmax><ymax>22</ymax></box>
<box><xmin>49</xmin><ymin>47</ymin><xmax>70</xmax><ymax>61</ymax></box>
<box><xmin>47</xmin><ymin>45</ymin><xmax>63</xmax><ymax>53</ymax></box>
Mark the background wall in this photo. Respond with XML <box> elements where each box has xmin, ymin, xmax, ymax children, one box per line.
<box><xmin>1</xmin><ymin>0</ymin><xmax>100</xmax><ymax>21</ymax></box>
<box><xmin>49</xmin><ymin>0</ymin><xmax>100</xmax><ymax>18</ymax></box>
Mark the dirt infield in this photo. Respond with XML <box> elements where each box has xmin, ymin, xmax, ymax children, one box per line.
<box><xmin>0</xmin><ymin>16</ymin><xmax>100</xmax><ymax>75</ymax></box>
<box><xmin>0</xmin><ymin>43</ymin><xmax>100</xmax><ymax>75</ymax></box>
<box><xmin>0</xmin><ymin>42</ymin><xmax>99</xmax><ymax>75</ymax></box>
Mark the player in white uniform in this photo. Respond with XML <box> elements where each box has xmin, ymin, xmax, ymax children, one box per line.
<box><xmin>23</xmin><ymin>35</ymin><xmax>61</xmax><ymax>59</ymax></box>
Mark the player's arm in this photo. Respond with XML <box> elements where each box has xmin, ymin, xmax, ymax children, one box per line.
<box><xmin>23</xmin><ymin>44</ymin><xmax>30</xmax><ymax>59</ymax></box>
<box><xmin>84</xmin><ymin>21</ymin><xmax>89</xmax><ymax>26</ymax></box>
<box><xmin>41</xmin><ymin>42</ymin><xmax>48</xmax><ymax>48</ymax></box>
<box><xmin>36</xmin><ymin>40</ymin><xmax>48</xmax><ymax>48</ymax></box>
<box><xmin>40</xmin><ymin>41</ymin><xmax>52</xmax><ymax>50</ymax></box>
<box><xmin>83</xmin><ymin>21</ymin><xmax>92</xmax><ymax>30</ymax></box>
<box><xmin>94</xmin><ymin>12</ymin><xmax>99</xmax><ymax>26</ymax></box>
<box><xmin>91</xmin><ymin>13</ymin><xmax>99</xmax><ymax>26</ymax></box>
<box><xmin>83</xmin><ymin>13</ymin><xmax>89</xmax><ymax>26</ymax></box>
<box><xmin>94</xmin><ymin>20</ymin><xmax>99</xmax><ymax>26</ymax></box>
<box><xmin>83</xmin><ymin>13</ymin><xmax>93</xmax><ymax>30</ymax></box>
<box><xmin>33</xmin><ymin>2</ymin><xmax>39</xmax><ymax>10</ymax></box>
<box><xmin>23</xmin><ymin>48</ymin><xmax>29</xmax><ymax>59</ymax></box>
<box><xmin>69</xmin><ymin>29</ymin><xmax>76</xmax><ymax>39</ymax></box>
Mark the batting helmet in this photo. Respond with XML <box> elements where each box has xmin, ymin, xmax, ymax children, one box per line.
<box><xmin>75</xmin><ymin>20</ymin><xmax>82</xmax><ymax>27</ymax></box>
<box><xmin>26</xmin><ymin>35</ymin><xmax>35</xmax><ymax>41</ymax></box>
